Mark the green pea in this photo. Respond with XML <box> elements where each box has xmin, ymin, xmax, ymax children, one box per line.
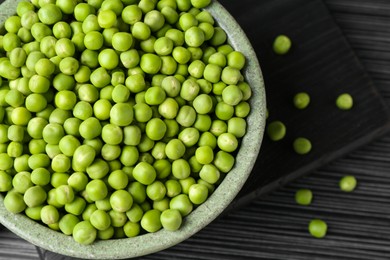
<box><xmin>86</xmin><ymin>179</ymin><xmax>108</xmax><ymax>202</ymax></box>
<box><xmin>41</xmin><ymin>205</ymin><xmax>60</xmax><ymax>225</ymax></box>
<box><xmin>217</xmin><ymin>132</ymin><xmax>238</xmax><ymax>152</ymax></box>
<box><xmin>227</xmin><ymin>117</ymin><xmax>247</xmax><ymax>138</ymax></box>
<box><xmin>339</xmin><ymin>175</ymin><xmax>357</xmax><ymax>192</ymax></box>
<box><xmin>120</xmin><ymin>49</ymin><xmax>140</xmax><ymax>69</ymax></box>
<box><xmin>144</xmin><ymin>118</ymin><xmax>166</xmax><ymax>141</ymax></box>
<box><xmin>72</xmin><ymin>220</ymin><xmax>97</xmax><ymax>245</ymax></box>
<box><xmin>144</xmin><ymin>86</ymin><xmax>166</xmax><ymax>105</ymax></box>
<box><xmin>110</xmin><ymin>103</ymin><xmax>134</xmax><ymax>126</ymax></box>
<box><xmin>213</xmin><ymin>150</ymin><xmax>234</xmax><ymax>173</ymax></box>
<box><xmin>172</xmin><ymin>46</ymin><xmax>191</xmax><ymax>64</ymax></box>
<box><xmin>122</xmin><ymin>5</ymin><xmax>142</xmax><ymax>25</ymax></box>
<box><xmin>193</xmin><ymin>94</ymin><xmax>213</xmax><ymax>114</ymax></box>
<box><xmin>169</xmin><ymin>194</ymin><xmax>193</xmax><ymax>216</ymax></box>
<box><xmin>273</xmin><ymin>34</ymin><xmax>291</xmax><ymax>55</ymax></box>
<box><xmin>112</xmin><ymin>32</ymin><xmax>133</xmax><ymax>52</ymax></box>
<box><xmin>188</xmin><ymin>183</ymin><xmax>208</xmax><ymax>204</ymax></box>
<box><xmin>140</xmin><ymin>209</ymin><xmax>162</xmax><ymax>233</ymax></box>
<box><xmin>109</xmin><ymin>209</ymin><xmax>127</xmax><ymax>227</ymax></box>
<box><xmin>295</xmin><ymin>189</ymin><xmax>313</xmax><ymax>206</ymax></box>
<box><xmin>4</xmin><ymin>191</ymin><xmax>26</xmax><ymax>213</ymax></box>
<box><xmin>59</xmin><ymin>214</ymin><xmax>80</xmax><ymax>236</ymax></box>
<box><xmin>31</xmin><ymin>168</ymin><xmax>51</xmax><ymax>186</ymax></box>
<box><xmin>0</xmin><ymin>171</ymin><xmax>12</xmax><ymax>192</ymax></box>
<box><xmin>133</xmin><ymin>161</ymin><xmax>156</xmax><ymax>185</ymax></box>
<box><xmin>336</xmin><ymin>93</ymin><xmax>353</xmax><ymax>110</ymax></box>
<box><xmin>160</xmin><ymin>209</ymin><xmax>182</xmax><ymax>231</ymax></box>
<box><xmin>293</xmin><ymin>92</ymin><xmax>310</xmax><ymax>109</ymax></box>
<box><xmin>165</xmin><ymin>138</ymin><xmax>186</xmax><ymax>160</ymax></box>
<box><xmin>176</xmin><ymin>105</ymin><xmax>196</xmax><ymax>127</ymax></box>
<box><xmin>25</xmin><ymin>206</ymin><xmax>44</xmax><ymax>221</ymax></box>
<box><xmin>89</xmin><ymin>209</ymin><xmax>111</xmax><ymax>231</ymax></box>
<box><xmin>87</xmin><ymin>161</ymin><xmax>111</xmax><ymax>184</ymax></box>
<box><xmin>68</xmin><ymin>172</ymin><xmax>89</xmax><ymax>192</ymax></box>
<box><xmin>140</xmin><ymin>53</ymin><xmax>162</xmax><ymax>75</ymax></box>
<box><xmin>52</xmin><ymin>153</ymin><xmax>72</xmax><ymax>172</ymax></box>
<box><xmin>0</xmin><ymin>153</ymin><xmax>14</xmax><ymax>171</ymax></box>
<box><xmin>55</xmin><ymin>184</ymin><xmax>75</xmax><ymax>205</ymax></box>
<box><xmin>199</xmin><ymin>164</ymin><xmax>220</xmax><ymax>184</ymax></box>
<box><xmin>72</xmin><ymin>145</ymin><xmax>96</xmax><ymax>172</ymax></box>
<box><xmin>132</xmin><ymin>21</ymin><xmax>151</xmax><ymax>41</ymax></box>
<box><xmin>266</xmin><ymin>121</ymin><xmax>286</xmax><ymax>141</ymax></box>
<box><xmin>293</xmin><ymin>137</ymin><xmax>312</xmax><ymax>155</ymax></box>
<box><xmin>308</xmin><ymin>219</ymin><xmax>327</xmax><ymax>238</ymax></box>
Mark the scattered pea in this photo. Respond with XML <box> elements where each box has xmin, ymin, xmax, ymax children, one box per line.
<box><xmin>339</xmin><ymin>175</ymin><xmax>357</xmax><ymax>192</ymax></box>
<box><xmin>293</xmin><ymin>92</ymin><xmax>310</xmax><ymax>109</ymax></box>
<box><xmin>308</xmin><ymin>219</ymin><xmax>327</xmax><ymax>238</ymax></box>
<box><xmin>293</xmin><ymin>137</ymin><xmax>312</xmax><ymax>155</ymax></box>
<box><xmin>336</xmin><ymin>93</ymin><xmax>353</xmax><ymax>110</ymax></box>
<box><xmin>295</xmin><ymin>189</ymin><xmax>313</xmax><ymax>206</ymax></box>
<box><xmin>273</xmin><ymin>34</ymin><xmax>292</xmax><ymax>55</ymax></box>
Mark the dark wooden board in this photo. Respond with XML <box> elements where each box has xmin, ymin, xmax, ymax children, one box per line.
<box><xmin>222</xmin><ymin>0</ymin><xmax>390</xmax><ymax>210</ymax></box>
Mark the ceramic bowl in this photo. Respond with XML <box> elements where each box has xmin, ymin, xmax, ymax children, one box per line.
<box><xmin>0</xmin><ymin>0</ymin><xmax>266</xmax><ymax>258</ymax></box>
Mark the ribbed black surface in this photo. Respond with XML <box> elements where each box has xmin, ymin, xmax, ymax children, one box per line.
<box><xmin>3</xmin><ymin>0</ymin><xmax>390</xmax><ymax>259</ymax></box>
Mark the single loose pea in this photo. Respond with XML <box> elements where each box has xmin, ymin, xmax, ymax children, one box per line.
<box><xmin>273</xmin><ymin>35</ymin><xmax>292</xmax><ymax>55</ymax></box>
<box><xmin>336</xmin><ymin>93</ymin><xmax>353</xmax><ymax>110</ymax></box>
<box><xmin>339</xmin><ymin>175</ymin><xmax>357</xmax><ymax>192</ymax></box>
<box><xmin>266</xmin><ymin>121</ymin><xmax>286</xmax><ymax>141</ymax></box>
<box><xmin>295</xmin><ymin>189</ymin><xmax>313</xmax><ymax>206</ymax></box>
<box><xmin>293</xmin><ymin>92</ymin><xmax>310</xmax><ymax>109</ymax></box>
<box><xmin>308</xmin><ymin>219</ymin><xmax>327</xmax><ymax>238</ymax></box>
<box><xmin>293</xmin><ymin>137</ymin><xmax>312</xmax><ymax>155</ymax></box>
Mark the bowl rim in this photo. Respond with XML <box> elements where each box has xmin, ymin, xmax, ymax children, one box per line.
<box><xmin>0</xmin><ymin>0</ymin><xmax>266</xmax><ymax>259</ymax></box>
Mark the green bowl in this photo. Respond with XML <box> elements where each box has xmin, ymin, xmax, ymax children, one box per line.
<box><xmin>0</xmin><ymin>0</ymin><xmax>266</xmax><ymax>258</ymax></box>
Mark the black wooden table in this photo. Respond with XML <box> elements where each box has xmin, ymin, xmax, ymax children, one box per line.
<box><xmin>2</xmin><ymin>0</ymin><xmax>390</xmax><ymax>259</ymax></box>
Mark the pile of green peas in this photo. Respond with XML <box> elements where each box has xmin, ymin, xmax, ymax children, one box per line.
<box><xmin>0</xmin><ymin>0</ymin><xmax>252</xmax><ymax>245</ymax></box>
